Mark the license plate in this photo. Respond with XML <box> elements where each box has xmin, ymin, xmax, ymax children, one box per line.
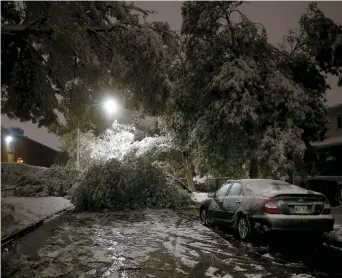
<box><xmin>294</xmin><ymin>206</ymin><xmax>309</xmax><ymax>214</ymax></box>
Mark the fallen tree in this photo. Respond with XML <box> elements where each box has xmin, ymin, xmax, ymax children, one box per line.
<box><xmin>72</xmin><ymin>156</ymin><xmax>193</xmax><ymax>211</ymax></box>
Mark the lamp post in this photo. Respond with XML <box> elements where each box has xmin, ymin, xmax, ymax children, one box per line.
<box><xmin>5</xmin><ymin>135</ymin><xmax>13</xmax><ymax>144</ymax></box>
<box><xmin>76</xmin><ymin>98</ymin><xmax>119</xmax><ymax>170</ymax></box>
<box><xmin>5</xmin><ymin>135</ymin><xmax>14</xmax><ymax>163</ymax></box>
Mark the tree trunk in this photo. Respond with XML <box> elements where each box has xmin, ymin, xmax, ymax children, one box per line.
<box><xmin>249</xmin><ymin>156</ymin><xmax>259</xmax><ymax>178</ymax></box>
<box><xmin>182</xmin><ymin>151</ymin><xmax>195</xmax><ymax>192</ymax></box>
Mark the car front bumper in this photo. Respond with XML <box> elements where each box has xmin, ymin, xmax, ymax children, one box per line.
<box><xmin>249</xmin><ymin>214</ymin><xmax>334</xmax><ymax>233</ymax></box>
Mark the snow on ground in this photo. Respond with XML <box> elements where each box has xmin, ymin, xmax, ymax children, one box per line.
<box><xmin>4</xmin><ymin>209</ymin><xmax>342</xmax><ymax>277</ymax></box>
<box><xmin>191</xmin><ymin>192</ymin><xmax>209</xmax><ymax>203</ymax></box>
<box><xmin>204</xmin><ymin>266</ymin><xmax>233</xmax><ymax>277</ymax></box>
<box><xmin>290</xmin><ymin>274</ymin><xmax>315</xmax><ymax>278</ymax></box>
<box><xmin>245</xmin><ymin>275</ymin><xmax>263</xmax><ymax>278</ymax></box>
<box><xmin>4</xmin><ymin>209</ymin><xmax>320</xmax><ymax>278</ymax></box>
<box><xmin>1</xmin><ymin>197</ymin><xmax>74</xmax><ymax>238</ymax></box>
<box><xmin>324</xmin><ymin>224</ymin><xmax>342</xmax><ymax>246</ymax></box>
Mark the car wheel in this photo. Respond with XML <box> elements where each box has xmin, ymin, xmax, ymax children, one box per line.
<box><xmin>200</xmin><ymin>208</ymin><xmax>209</xmax><ymax>226</ymax></box>
<box><xmin>237</xmin><ymin>215</ymin><xmax>252</xmax><ymax>240</ymax></box>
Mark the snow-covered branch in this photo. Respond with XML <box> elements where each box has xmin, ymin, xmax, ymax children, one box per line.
<box><xmin>74</xmin><ymin>121</ymin><xmax>174</xmax><ymax>170</ymax></box>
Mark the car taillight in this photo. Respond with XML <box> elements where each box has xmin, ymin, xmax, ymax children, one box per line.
<box><xmin>322</xmin><ymin>199</ymin><xmax>331</xmax><ymax>214</ymax></box>
<box><xmin>264</xmin><ymin>200</ymin><xmax>280</xmax><ymax>214</ymax></box>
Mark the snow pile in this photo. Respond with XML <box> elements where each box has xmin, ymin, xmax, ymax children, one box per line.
<box><xmin>191</xmin><ymin>192</ymin><xmax>209</xmax><ymax>203</ymax></box>
<box><xmin>193</xmin><ymin>176</ymin><xmax>208</xmax><ymax>184</ymax></box>
<box><xmin>1</xmin><ymin>196</ymin><xmax>73</xmax><ymax>238</ymax></box>
<box><xmin>1</xmin><ymin>163</ymin><xmax>80</xmax><ymax>197</ymax></box>
<box><xmin>324</xmin><ymin>224</ymin><xmax>342</xmax><ymax>246</ymax></box>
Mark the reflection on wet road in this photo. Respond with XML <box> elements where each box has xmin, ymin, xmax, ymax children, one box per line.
<box><xmin>2</xmin><ymin>209</ymin><xmax>342</xmax><ymax>277</ymax></box>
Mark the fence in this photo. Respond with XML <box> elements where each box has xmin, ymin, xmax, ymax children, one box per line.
<box><xmin>1</xmin><ymin>186</ymin><xmax>15</xmax><ymax>197</ymax></box>
<box><xmin>205</xmin><ymin>177</ymin><xmax>230</xmax><ymax>191</ymax></box>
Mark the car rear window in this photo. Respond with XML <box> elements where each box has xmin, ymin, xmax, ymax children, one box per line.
<box><xmin>245</xmin><ymin>180</ymin><xmax>293</xmax><ymax>195</ymax></box>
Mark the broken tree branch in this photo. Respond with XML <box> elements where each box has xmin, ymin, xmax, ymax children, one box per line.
<box><xmin>125</xmin><ymin>5</ymin><xmax>156</xmax><ymax>16</ymax></box>
<box><xmin>230</xmin><ymin>9</ymin><xmax>265</xmax><ymax>31</ymax></box>
<box><xmin>106</xmin><ymin>3</ymin><xmax>156</xmax><ymax>16</ymax></box>
<box><xmin>1</xmin><ymin>18</ymin><xmax>51</xmax><ymax>35</ymax></box>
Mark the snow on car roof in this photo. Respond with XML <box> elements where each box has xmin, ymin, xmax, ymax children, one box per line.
<box><xmin>242</xmin><ymin>179</ymin><xmax>294</xmax><ymax>194</ymax></box>
<box><xmin>238</xmin><ymin>179</ymin><xmax>290</xmax><ymax>185</ymax></box>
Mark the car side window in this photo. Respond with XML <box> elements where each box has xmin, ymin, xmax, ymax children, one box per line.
<box><xmin>227</xmin><ymin>182</ymin><xmax>242</xmax><ymax>196</ymax></box>
<box><xmin>215</xmin><ymin>183</ymin><xmax>231</xmax><ymax>198</ymax></box>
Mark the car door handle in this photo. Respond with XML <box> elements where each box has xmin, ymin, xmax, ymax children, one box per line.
<box><xmin>236</xmin><ymin>200</ymin><xmax>241</xmax><ymax>204</ymax></box>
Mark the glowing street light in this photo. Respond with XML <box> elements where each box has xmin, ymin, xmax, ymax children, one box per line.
<box><xmin>5</xmin><ymin>135</ymin><xmax>13</xmax><ymax>144</ymax></box>
<box><xmin>103</xmin><ymin>99</ymin><xmax>118</xmax><ymax>115</ymax></box>
<box><xmin>76</xmin><ymin>98</ymin><xmax>120</xmax><ymax>170</ymax></box>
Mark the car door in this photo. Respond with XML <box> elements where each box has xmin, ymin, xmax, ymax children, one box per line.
<box><xmin>225</xmin><ymin>182</ymin><xmax>243</xmax><ymax>223</ymax></box>
<box><xmin>207</xmin><ymin>182</ymin><xmax>231</xmax><ymax>223</ymax></box>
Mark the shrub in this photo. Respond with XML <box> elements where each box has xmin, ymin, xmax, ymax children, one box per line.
<box><xmin>14</xmin><ymin>165</ymin><xmax>80</xmax><ymax>197</ymax></box>
<box><xmin>1</xmin><ymin>163</ymin><xmax>80</xmax><ymax>197</ymax></box>
<box><xmin>72</xmin><ymin>157</ymin><xmax>194</xmax><ymax>211</ymax></box>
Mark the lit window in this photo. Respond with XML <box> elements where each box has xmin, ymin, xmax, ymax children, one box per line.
<box><xmin>17</xmin><ymin>158</ymin><xmax>23</xmax><ymax>163</ymax></box>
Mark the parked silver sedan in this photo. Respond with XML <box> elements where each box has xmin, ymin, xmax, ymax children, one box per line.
<box><xmin>199</xmin><ymin>179</ymin><xmax>334</xmax><ymax>240</ymax></box>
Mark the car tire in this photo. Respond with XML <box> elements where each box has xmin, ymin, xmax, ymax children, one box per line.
<box><xmin>237</xmin><ymin>215</ymin><xmax>252</xmax><ymax>241</ymax></box>
<box><xmin>200</xmin><ymin>208</ymin><xmax>209</xmax><ymax>226</ymax></box>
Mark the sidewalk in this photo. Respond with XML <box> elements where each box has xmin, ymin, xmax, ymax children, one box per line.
<box><xmin>1</xmin><ymin>197</ymin><xmax>74</xmax><ymax>241</ymax></box>
<box><xmin>323</xmin><ymin>206</ymin><xmax>342</xmax><ymax>248</ymax></box>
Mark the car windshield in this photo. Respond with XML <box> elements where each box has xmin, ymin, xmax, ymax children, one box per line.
<box><xmin>245</xmin><ymin>180</ymin><xmax>293</xmax><ymax>195</ymax></box>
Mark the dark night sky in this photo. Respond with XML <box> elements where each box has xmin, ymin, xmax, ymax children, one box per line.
<box><xmin>2</xmin><ymin>1</ymin><xmax>342</xmax><ymax>150</ymax></box>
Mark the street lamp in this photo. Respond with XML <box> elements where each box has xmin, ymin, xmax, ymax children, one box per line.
<box><xmin>5</xmin><ymin>135</ymin><xmax>13</xmax><ymax>144</ymax></box>
<box><xmin>76</xmin><ymin>98</ymin><xmax>120</xmax><ymax>170</ymax></box>
<box><xmin>103</xmin><ymin>99</ymin><xmax>118</xmax><ymax>115</ymax></box>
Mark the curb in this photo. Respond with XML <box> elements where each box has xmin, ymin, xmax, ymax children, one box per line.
<box><xmin>1</xmin><ymin>206</ymin><xmax>73</xmax><ymax>246</ymax></box>
<box><xmin>322</xmin><ymin>235</ymin><xmax>342</xmax><ymax>249</ymax></box>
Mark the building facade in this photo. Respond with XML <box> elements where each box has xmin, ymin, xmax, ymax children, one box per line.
<box><xmin>1</xmin><ymin>126</ymin><xmax>59</xmax><ymax>167</ymax></box>
<box><xmin>312</xmin><ymin>103</ymin><xmax>342</xmax><ymax>170</ymax></box>
<box><xmin>326</xmin><ymin>104</ymin><xmax>342</xmax><ymax>139</ymax></box>
<box><xmin>306</xmin><ymin>104</ymin><xmax>342</xmax><ymax>206</ymax></box>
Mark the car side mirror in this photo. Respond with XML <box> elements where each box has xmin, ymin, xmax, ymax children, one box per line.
<box><xmin>208</xmin><ymin>192</ymin><xmax>215</xmax><ymax>198</ymax></box>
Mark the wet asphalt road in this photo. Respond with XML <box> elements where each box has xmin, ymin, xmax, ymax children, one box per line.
<box><xmin>2</xmin><ymin>209</ymin><xmax>342</xmax><ymax>278</ymax></box>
